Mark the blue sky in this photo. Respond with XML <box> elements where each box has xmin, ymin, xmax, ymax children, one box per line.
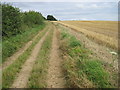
<box><xmin>6</xmin><ymin>2</ymin><xmax>118</xmax><ymax>21</ymax></box>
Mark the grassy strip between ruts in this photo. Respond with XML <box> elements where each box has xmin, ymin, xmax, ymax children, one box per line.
<box><xmin>59</xmin><ymin>30</ymin><xmax>113</xmax><ymax>88</ymax></box>
<box><xmin>28</xmin><ymin>27</ymin><xmax>54</xmax><ymax>88</ymax></box>
<box><xmin>2</xmin><ymin>23</ymin><xmax>45</xmax><ymax>63</ymax></box>
<box><xmin>2</xmin><ymin>25</ymin><xmax>49</xmax><ymax>88</ymax></box>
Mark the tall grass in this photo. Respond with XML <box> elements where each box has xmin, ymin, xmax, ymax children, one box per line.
<box><xmin>2</xmin><ymin>27</ymin><xmax>48</xmax><ymax>88</ymax></box>
<box><xmin>60</xmin><ymin>31</ymin><xmax>113</xmax><ymax>88</ymax></box>
<box><xmin>28</xmin><ymin>29</ymin><xmax>53</xmax><ymax>88</ymax></box>
<box><xmin>2</xmin><ymin>24</ymin><xmax>45</xmax><ymax>63</ymax></box>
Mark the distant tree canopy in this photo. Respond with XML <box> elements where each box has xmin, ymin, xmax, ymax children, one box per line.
<box><xmin>47</xmin><ymin>15</ymin><xmax>57</xmax><ymax>21</ymax></box>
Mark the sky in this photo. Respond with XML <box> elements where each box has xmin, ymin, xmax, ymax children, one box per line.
<box><xmin>2</xmin><ymin>0</ymin><xmax>119</xmax><ymax>21</ymax></box>
<box><xmin>2</xmin><ymin>0</ymin><xmax>119</xmax><ymax>2</ymax></box>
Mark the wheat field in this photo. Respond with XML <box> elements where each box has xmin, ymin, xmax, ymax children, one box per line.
<box><xmin>57</xmin><ymin>21</ymin><xmax>118</xmax><ymax>50</ymax></box>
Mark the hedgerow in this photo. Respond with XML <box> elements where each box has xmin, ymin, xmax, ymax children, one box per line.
<box><xmin>2</xmin><ymin>3</ymin><xmax>45</xmax><ymax>62</ymax></box>
<box><xmin>2</xmin><ymin>4</ymin><xmax>22</xmax><ymax>37</ymax></box>
<box><xmin>2</xmin><ymin>3</ymin><xmax>45</xmax><ymax>38</ymax></box>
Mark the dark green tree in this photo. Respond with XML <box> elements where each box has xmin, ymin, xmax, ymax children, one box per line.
<box><xmin>2</xmin><ymin>3</ymin><xmax>45</xmax><ymax>38</ymax></box>
<box><xmin>2</xmin><ymin>4</ymin><xmax>22</xmax><ymax>37</ymax></box>
<box><xmin>47</xmin><ymin>15</ymin><xmax>57</xmax><ymax>21</ymax></box>
<box><xmin>22</xmin><ymin>11</ymin><xmax>44</xmax><ymax>27</ymax></box>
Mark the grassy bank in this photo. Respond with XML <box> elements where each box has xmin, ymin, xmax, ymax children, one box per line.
<box><xmin>2</xmin><ymin>24</ymin><xmax>45</xmax><ymax>63</ymax></box>
<box><xmin>28</xmin><ymin>27</ymin><xmax>53</xmax><ymax>88</ymax></box>
<box><xmin>2</xmin><ymin>26</ymin><xmax>48</xmax><ymax>88</ymax></box>
<box><xmin>59</xmin><ymin>30</ymin><xmax>113</xmax><ymax>88</ymax></box>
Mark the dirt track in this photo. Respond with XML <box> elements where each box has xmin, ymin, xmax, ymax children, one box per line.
<box><xmin>3</xmin><ymin>21</ymin><xmax>117</xmax><ymax>88</ymax></box>
<box><xmin>47</xmin><ymin>25</ymin><xmax>65</xmax><ymax>88</ymax></box>
<box><xmin>9</xmin><ymin>23</ymin><xmax>66</xmax><ymax>88</ymax></box>
<box><xmin>11</xmin><ymin>28</ymin><xmax>50</xmax><ymax>88</ymax></box>
<box><xmin>1</xmin><ymin>27</ymin><xmax>48</xmax><ymax>70</ymax></box>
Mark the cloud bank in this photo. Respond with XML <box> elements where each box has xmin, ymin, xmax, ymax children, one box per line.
<box><xmin>6</xmin><ymin>2</ymin><xmax>118</xmax><ymax>21</ymax></box>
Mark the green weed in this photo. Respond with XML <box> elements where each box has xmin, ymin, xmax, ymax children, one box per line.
<box><xmin>61</xmin><ymin>31</ymin><xmax>69</xmax><ymax>39</ymax></box>
<box><xmin>79</xmin><ymin>60</ymin><xmax>111</xmax><ymax>88</ymax></box>
<box><xmin>60</xmin><ymin>31</ymin><xmax>113</xmax><ymax>88</ymax></box>
<box><xmin>69</xmin><ymin>37</ymin><xmax>81</xmax><ymax>47</ymax></box>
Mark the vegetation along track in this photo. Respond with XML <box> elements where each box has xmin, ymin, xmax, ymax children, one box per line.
<box><xmin>1</xmin><ymin>24</ymin><xmax>48</xmax><ymax>70</ymax></box>
<box><xmin>2</xmin><ymin>24</ymin><xmax>50</xmax><ymax>88</ymax></box>
<box><xmin>57</xmin><ymin>26</ymin><xmax>117</xmax><ymax>88</ymax></box>
<box><xmin>57</xmin><ymin>23</ymin><xmax>118</xmax><ymax>71</ymax></box>
<box><xmin>11</xmin><ymin>27</ymin><xmax>51</xmax><ymax>88</ymax></box>
<box><xmin>54</xmin><ymin>22</ymin><xmax>118</xmax><ymax>88</ymax></box>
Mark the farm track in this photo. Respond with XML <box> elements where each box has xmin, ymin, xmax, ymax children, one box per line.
<box><xmin>3</xmin><ymin>21</ymin><xmax>117</xmax><ymax>88</ymax></box>
<box><xmin>47</xmin><ymin>25</ymin><xmax>66</xmax><ymax>88</ymax></box>
<box><xmin>11</xmin><ymin>27</ymin><xmax>51</xmax><ymax>88</ymax></box>
<box><xmin>2</xmin><ymin>21</ymin><xmax>118</xmax><ymax>88</ymax></box>
<box><xmin>56</xmin><ymin>23</ymin><xmax>118</xmax><ymax>70</ymax></box>
<box><xmin>1</xmin><ymin>25</ymin><xmax>49</xmax><ymax>70</ymax></box>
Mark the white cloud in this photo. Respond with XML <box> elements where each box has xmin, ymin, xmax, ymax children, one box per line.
<box><xmin>80</xmin><ymin>18</ymin><xmax>88</xmax><ymax>20</ymax></box>
<box><xmin>76</xmin><ymin>3</ymin><xmax>111</xmax><ymax>9</ymax></box>
<box><xmin>91</xmin><ymin>4</ymin><xmax>98</xmax><ymax>8</ymax></box>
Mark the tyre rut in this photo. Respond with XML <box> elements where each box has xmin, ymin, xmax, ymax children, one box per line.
<box><xmin>1</xmin><ymin>25</ymin><xmax>49</xmax><ymax>70</ymax></box>
<box><xmin>47</xmin><ymin>24</ymin><xmax>66</xmax><ymax>88</ymax></box>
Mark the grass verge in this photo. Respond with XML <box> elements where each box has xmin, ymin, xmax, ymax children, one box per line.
<box><xmin>28</xmin><ymin>28</ymin><xmax>53</xmax><ymax>88</ymax></box>
<box><xmin>2</xmin><ymin>26</ymin><xmax>48</xmax><ymax>88</ymax></box>
<box><xmin>59</xmin><ymin>31</ymin><xmax>113</xmax><ymax>88</ymax></box>
<box><xmin>2</xmin><ymin>23</ymin><xmax>45</xmax><ymax>63</ymax></box>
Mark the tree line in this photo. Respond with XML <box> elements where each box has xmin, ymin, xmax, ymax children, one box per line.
<box><xmin>1</xmin><ymin>3</ymin><xmax>57</xmax><ymax>39</ymax></box>
<box><xmin>2</xmin><ymin>3</ymin><xmax>45</xmax><ymax>38</ymax></box>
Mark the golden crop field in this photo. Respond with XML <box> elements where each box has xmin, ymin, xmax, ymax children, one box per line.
<box><xmin>57</xmin><ymin>21</ymin><xmax>118</xmax><ymax>50</ymax></box>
